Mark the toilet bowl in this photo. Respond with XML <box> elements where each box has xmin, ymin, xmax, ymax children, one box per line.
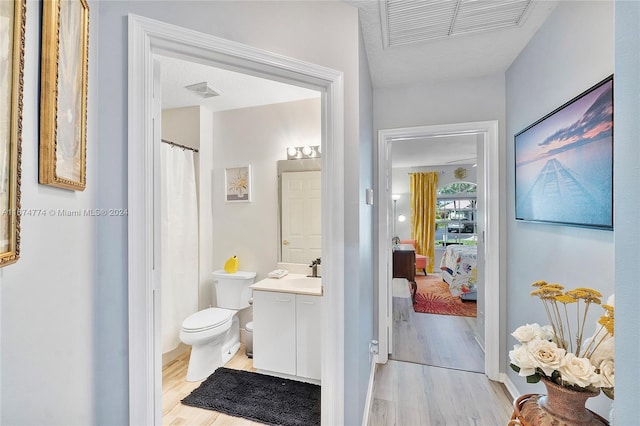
<box><xmin>180</xmin><ymin>270</ymin><xmax>256</xmax><ymax>381</ymax></box>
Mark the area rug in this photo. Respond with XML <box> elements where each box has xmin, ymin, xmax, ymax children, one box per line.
<box><xmin>413</xmin><ymin>274</ymin><xmax>477</xmax><ymax>317</ymax></box>
<box><xmin>181</xmin><ymin>367</ymin><xmax>320</xmax><ymax>426</ymax></box>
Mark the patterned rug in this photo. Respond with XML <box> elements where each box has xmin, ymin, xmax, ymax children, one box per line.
<box><xmin>413</xmin><ymin>274</ymin><xmax>477</xmax><ymax>317</ymax></box>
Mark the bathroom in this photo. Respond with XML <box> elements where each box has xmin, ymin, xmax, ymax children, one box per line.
<box><xmin>158</xmin><ymin>54</ymin><xmax>322</xmax><ymax>392</ymax></box>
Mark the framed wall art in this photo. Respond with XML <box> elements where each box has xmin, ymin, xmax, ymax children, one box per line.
<box><xmin>40</xmin><ymin>0</ymin><xmax>89</xmax><ymax>191</ymax></box>
<box><xmin>515</xmin><ymin>75</ymin><xmax>613</xmax><ymax>230</ymax></box>
<box><xmin>225</xmin><ymin>165</ymin><xmax>251</xmax><ymax>202</ymax></box>
<box><xmin>0</xmin><ymin>0</ymin><xmax>25</xmax><ymax>267</ymax></box>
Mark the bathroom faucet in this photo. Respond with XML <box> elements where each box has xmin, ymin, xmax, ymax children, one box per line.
<box><xmin>308</xmin><ymin>257</ymin><xmax>321</xmax><ymax>278</ymax></box>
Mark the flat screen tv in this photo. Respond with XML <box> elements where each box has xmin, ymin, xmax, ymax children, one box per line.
<box><xmin>514</xmin><ymin>75</ymin><xmax>613</xmax><ymax>230</ymax></box>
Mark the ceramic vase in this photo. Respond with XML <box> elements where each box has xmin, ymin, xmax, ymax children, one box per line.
<box><xmin>510</xmin><ymin>378</ymin><xmax>609</xmax><ymax>426</ymax></box>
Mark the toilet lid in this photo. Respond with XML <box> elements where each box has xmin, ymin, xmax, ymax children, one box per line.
<box><xmin>182</xmin><ymin>308</ymin><xmax>233</xmax><ymax>332</ymax></box>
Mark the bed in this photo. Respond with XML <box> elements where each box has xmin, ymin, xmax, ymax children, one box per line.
<box><xmin>440</xmin><ymin>244</ymin><xmax>478</xmax><ymax>300</ymax></box>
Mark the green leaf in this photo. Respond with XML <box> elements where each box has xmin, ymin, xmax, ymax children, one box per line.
<box><xmin>526</xmin><ymin>374</ymin><xmax>541</xmax><ymax>384</ymax></box>
<box><xmin>510</xmin><ymin>363</ymin><xmax>521</xmax><ymax>373</ymax></box>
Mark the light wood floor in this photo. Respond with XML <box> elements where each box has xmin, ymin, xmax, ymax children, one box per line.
<box><xmin>164</xmin><ymin>284</ymin><xmax>509</xmax><ymax>426</ymax></box>
<box><xmin>390</xmin><ymin>278</ymin><xmax>485</xmax><ymax>373</ymax></box>
<box><xmin>162</xmin><ymin>345</ymin><xmax>265</xmax><ymax>425</ymax></box>
<box><xmin>367</xmin><ymin>359</ymin><xmax>514</xmax><ymax>426</ymax></box>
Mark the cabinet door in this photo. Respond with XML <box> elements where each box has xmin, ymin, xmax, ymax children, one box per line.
<box><xmin>253</xmin><ymin>291</ymin><xmax>296</xmax><ymax>375</ymax></box>
<box><xmin>296</xmin><ymin>295</ymin><xmax>322</xmax><ymax>380</ymax></box>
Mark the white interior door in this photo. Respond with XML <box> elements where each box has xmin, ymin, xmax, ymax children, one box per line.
<box><xmin>281</xmin><ymin>171</ymin><xmax>321</xmax><ymax>264</ymax></box>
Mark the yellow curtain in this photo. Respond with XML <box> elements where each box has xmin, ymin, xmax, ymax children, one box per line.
<box><xmin>410</xmin><ymin>172</ymin><xmax>439</xmax><ymax>273</ymax></box>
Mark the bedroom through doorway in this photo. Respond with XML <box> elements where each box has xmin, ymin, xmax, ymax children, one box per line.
<box><xmin>388</xmin><ymin>133</ymin><xmax>484</xmax><ymax>373</ymax></box>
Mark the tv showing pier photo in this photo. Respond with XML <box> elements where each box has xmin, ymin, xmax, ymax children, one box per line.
<box><xmin>514</xmin><ymin>75</ymin><xmax>613</xmax><ymax>230</ymax></box>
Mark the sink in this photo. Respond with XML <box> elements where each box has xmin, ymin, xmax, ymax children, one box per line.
<box><xmin>250</xmin><ymin>273</ymin><xmax>323</xmax><ymax>296</ymax></box>
<box><xmin>281</xmin><ymin>276</ymin><xmax>321</xmax><ymax>290</ymax></box>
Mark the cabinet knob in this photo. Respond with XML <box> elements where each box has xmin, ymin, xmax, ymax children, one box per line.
<box><xmin>283</xmin><ymin>240</ymin><xmax>290</xmax><ymax>245</ymax></box>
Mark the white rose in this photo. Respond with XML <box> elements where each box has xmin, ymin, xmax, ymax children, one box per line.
<box><xmin>539</xmin><ymin>325</ymin><xmax>556</xmax><ymax>341</ymax></box>
<box><xmin>559</xmin><ymin>353</ymin><xmax>600</xmax><ymax>388</ymax></box>
<box><xmin>512</xmin><ymin>324</ymin><xmax>543</xmax><ymax>343</ymax></box>
<box><xmin>598</xmin><ymin>358</ymin><xmax>614</xmax><ymax>388</ymax></box>
<box><xmin>589</xmin><ymin>335</ymin><xmax>614</xmax><ymax>367</ymax></box>
<box><xmin>529</xmin><ymin>339</ymin><xmax>565</xmax><ymax>376</ymax></box>
<box><xmin>509</xmin><ymin>344</ymin><xmax>537</xmax><ymax>377</ymax></box>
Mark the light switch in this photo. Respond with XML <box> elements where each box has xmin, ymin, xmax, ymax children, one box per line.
<box><xmin>365</xmin><ymin>188</ymin><xmax>374</xmax><ymax>205</ymax></box>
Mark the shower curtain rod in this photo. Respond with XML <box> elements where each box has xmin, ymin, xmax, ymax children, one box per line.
<box><xmin>161</xmin><ymin>139</ymin><xmax>199</xmax><ymax>153</ymax></box>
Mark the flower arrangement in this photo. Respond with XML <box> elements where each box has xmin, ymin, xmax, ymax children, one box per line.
<box><xmin>509</xmin><ymin>281</ymin><xmax>614</xmax><ymax>399</ymax></box>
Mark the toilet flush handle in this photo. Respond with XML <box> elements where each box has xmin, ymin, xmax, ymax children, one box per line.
<box><xmin>248</xmin><ymin>297</ymin><xmax>253</xmax><ymax>305</ymax></box>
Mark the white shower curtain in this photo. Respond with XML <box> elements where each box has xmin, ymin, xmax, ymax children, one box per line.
<box><xmin>161</xmin><ymin>143</ymin><xmax>199</xmax><ymax>354</ymax></box>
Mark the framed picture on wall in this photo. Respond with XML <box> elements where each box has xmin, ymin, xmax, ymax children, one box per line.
<box><xmin>0</xmin><ymin>0</ymin><xmax>25</xmax><ymax>267</ymax></box>
<box><xmin>39</xmin><ymin>0</ymin><xmax>90</xmax><ymax>191</ymax></box>
<box><xmin>225</xmin><ymin>165</ymin><xmax>251</xmax><ymax>202</ymax></box>
<box><xmin>515</xmin><ymin>75</ymin><xmax>613</xmax><ymax>230</ymax></box>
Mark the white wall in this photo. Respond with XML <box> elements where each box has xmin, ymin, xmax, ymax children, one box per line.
<box><xmin>1</xmin><ymin>0</ymin><xmax>98</xmax><ymax>424</ymax></box>
<box><xmin>210</xmin><ymin>98</ymin><xmax>321</xmax><ymax>282</ymax></box>
<box><xmin>210</xmin><ymin>98</ymin><xmax>321</xmax><ymax>336</ymax></box>
<box><xmin>614</xmin><ymin>2</ymin><xmax>640</xmax><ymax>422</ymax></box>
<box><xmin>505</xmin><ymin>1</ymin><xmax>614</xmax><ymax>418</ymax></box>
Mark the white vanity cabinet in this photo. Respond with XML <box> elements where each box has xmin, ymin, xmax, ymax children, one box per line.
<box><xmin>295</xmin><ymin>294</ymin><xmax>322</xmax><ymax>380</ymax></box>
<box><xmin>252</xmin><ymin>290</ymin><xmax>322</xmax><ymax>381</ymax></box>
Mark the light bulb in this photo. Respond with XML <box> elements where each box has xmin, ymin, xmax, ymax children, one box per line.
<box><xmin>398</xmin><ymin>214</ymin><xmax>406</xmax><ymax>222</ymax></box>
<box><xmin>302</xmin><ymin>146</ymin><xmax>312</xmax><ymax>156</ymax></box>
<box><xmin>287</xmin><ymin>147</ymin><xmax>298</xmax><ymax>157</ymax></box>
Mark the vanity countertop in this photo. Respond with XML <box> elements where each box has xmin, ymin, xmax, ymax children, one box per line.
<box><xmin>251</xmin><ymin>273</ymin><xmax>323</xmax><ymax>296</ymax></box>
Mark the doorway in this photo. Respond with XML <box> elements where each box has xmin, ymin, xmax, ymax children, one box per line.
<box><xmin>376</xmin><ymin>121</ymin><xmax>501</xmax><ymax>381</ymax></box>
<box><xmin>128</xmin><ymin>15</ymin><xmax>345</xmax><ymax>425</ymax></box>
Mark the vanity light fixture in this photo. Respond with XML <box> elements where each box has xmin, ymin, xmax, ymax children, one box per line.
<box><xmin>286</xmin><ymin>145</ymin><xmax>321</xmax><ymax>160</ymax></box>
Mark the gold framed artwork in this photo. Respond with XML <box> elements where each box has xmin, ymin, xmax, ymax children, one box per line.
<box><xmin>225</xmin><ymin>166</ymin><xmax>251</xmax><ymax>202</ymax></box>
<box><xmin>0</xmin><ymin>0</ymin><xmax>25</xmax><ymax>266</ymax></box>
<box><xmin>40</xmin><ymin>0</ymin><xmax>89</xmax><ymax>191</ymax></box>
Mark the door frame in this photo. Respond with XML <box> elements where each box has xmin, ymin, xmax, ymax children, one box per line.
<box><xmin>128</xmin><ymin>14</ymin><xmax>345</xmax><ymax>425</ymax></box>
<box><xmin>376</xmin><ymin>121</ymin><xmax>501</xmax><ymax>381</ymax></box>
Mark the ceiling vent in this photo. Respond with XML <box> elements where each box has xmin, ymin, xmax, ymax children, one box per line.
<box><xmin>380</xmin><ymin>0</ymin><xmax>534</xmax><ymax>48</ymax></box>
<box><xmin>184</xmin><ymin>82</ymin><xmax>221</xmax><ymax>99</ymax></box>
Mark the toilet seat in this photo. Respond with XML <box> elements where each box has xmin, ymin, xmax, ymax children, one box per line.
<box><xmin>181</xmin><ymin>307</ymin><xmax>234</xmax><ymax>333</ymax></box>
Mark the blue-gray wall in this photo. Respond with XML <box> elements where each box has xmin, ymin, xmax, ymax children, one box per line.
<box><xmin>613</xmin><ymin>0</ymin><xmax>640</xmax><ymax>423</ymax></box>
<box><xmin>505</xmin><ymin>1</ymin><xmax>614</xmax><ymax>418</ymax></box>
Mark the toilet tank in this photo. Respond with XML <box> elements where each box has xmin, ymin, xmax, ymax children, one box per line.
<box><xmin>212</xmin><ymin>270</ymin><xmax>256</xmax><ymax>309</ymax></box>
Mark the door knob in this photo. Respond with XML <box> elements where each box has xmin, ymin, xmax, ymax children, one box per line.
<box><xmin>283</xmin><ymin>240</ymin><xmax>290</xmax><ymax>245</ymax></box>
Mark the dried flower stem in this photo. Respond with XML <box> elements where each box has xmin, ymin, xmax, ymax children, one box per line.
<box><xmin>576</xmin><ymin>300</ymin><xmax>592</xmax><ymax>355</ymax></box>
<box><xmin>562</xmin><ymin>303</ymin><xmax>573</xmax><ymax>353</ymax></box>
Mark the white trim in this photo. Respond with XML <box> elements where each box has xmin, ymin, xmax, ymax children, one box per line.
<box><xmin>128</xmin><ymin>14</ymin><xmax>345</xmax><ymax>426</ymax></box>
<box><xmin>376</xmin><ymin>121</ymin><xmax>501</xmax><ymax>381</ymax></box>
<box><xmin>361</xmin><ymin>358</ymin><xmax>377</xmax><ymax>426</ymax></box>
<box><xmin>501</xmin><ymin>373</ymin><xmax>519</xmax><ymax>402</ymax></box>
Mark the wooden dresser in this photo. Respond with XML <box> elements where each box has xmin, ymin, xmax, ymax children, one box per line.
<box><xmin>393</xmin><ymin>245</ymin><xmax>417</xmax><ymax>302</ymax></box>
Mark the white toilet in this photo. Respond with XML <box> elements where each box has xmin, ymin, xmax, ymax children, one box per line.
<box><xmin>179</xmin><ymin>269</ymin><xmax>256</xmax><ymax>381</ymax></box>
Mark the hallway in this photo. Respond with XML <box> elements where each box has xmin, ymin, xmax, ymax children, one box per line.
<box><xmin>367</xmin><ymin>278</ymin><xmax>512</xmax><ymax>424</ymax></box>
<box><xmin>367</xmin><ymin>359</ymin><xmax>513</xmax><ymax>425</ymax></box>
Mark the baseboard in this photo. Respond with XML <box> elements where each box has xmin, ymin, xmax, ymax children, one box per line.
<box><xmin>361</xmin><ymin>358</ymin><xmax>377</xmax><ymax>426</ymax></box>
<box><xmin>501</xmin><ymin>372</ymin><xmax>519</xmax><ymax>401</ymax></box>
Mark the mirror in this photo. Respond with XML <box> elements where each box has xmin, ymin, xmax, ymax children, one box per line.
<box><xmin>277</xmin><ymin>159</ymin><xmax>321</xmax><ymax>264</ymax></box>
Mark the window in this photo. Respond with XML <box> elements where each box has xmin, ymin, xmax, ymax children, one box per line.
<box><xmin>436</xmin><ymin>182</ymin><xmax>477</xmax><ymax>246</ymax></box>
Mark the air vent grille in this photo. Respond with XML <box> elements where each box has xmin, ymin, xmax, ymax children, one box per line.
<box><xmin>381</xmin><ymin>0</ymin><xmax>533</xmax><ymax>48</ymax></box>
<box><xmin>184</xmin><ymin>82</ymin><xmax>221</xmax><ymax>99</ymax></box>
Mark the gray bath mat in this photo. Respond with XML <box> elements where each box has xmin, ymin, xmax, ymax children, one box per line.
<box><xmin>181</xmin><ymin>367</ymin><xmax>320</xmax><ymax>426</ymax></box>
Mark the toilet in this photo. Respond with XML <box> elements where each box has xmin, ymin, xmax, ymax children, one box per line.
<box><xmin>179</xmin><ymin>269</ymin><xmax>256</xmax><ymax>381</ymax></box>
